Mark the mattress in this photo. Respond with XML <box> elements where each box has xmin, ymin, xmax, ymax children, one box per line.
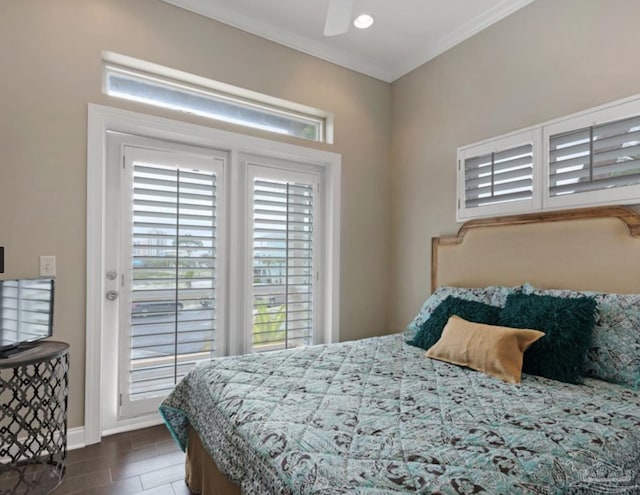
<box><xmin>160</xmin><ymin>334</ymin><xmax>640</xmax><ymax>494</ymax></box>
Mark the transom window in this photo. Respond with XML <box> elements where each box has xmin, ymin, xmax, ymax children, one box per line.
<box><xmin>102</xmin><ymin>53</ymin><xmax>331</xmax><ymax>143</ymax></box>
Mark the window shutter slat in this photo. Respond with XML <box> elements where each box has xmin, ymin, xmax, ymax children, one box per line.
<box><xmin>549</xmin><ymin>155</ymin><xmax>591</xmax><ymax>174</ymax></box>
<box><xmin>466</xmin><ymin>167</ymin><xmax>532</xmax><ymax>190</ymax></box>
<box><xmin>592</xmin><ymin>144</ymin><xmax>640</xmax><ymax>165</ymax></box>
<box><xmin>593</xmin><ymin>115</ymin><xmax>640</xmax><ymax>139</ymax></box>
<box><xmin>134</xmin><ymin>200</ymin><xmax>215</xmax><ymax>214</ymax></box>
<box><xmin>465</xmin><ymin>190</ymin><xmax>533</xmax><ymax>208</ymax></box>
<box><xmin>466</xmin><ymin>178</ymin><xmax>533</xmax><ymax>199</ymax></box>
<box><xmin>493</xmin><ymin>144</ymin><xmax>532</xmax><ymax>162</ymax></box>
<box><xmin>547</xmin><ymin>128</ymin><xmax>591</xmax><ymax>149</ymax></box>
<box><xmin>549</xmin><ymin>140</ymin><xmax>590</xmax><ymax>162</ymax></box>
<box><xmin>465</xmin><ymin>157</ymin><xmax>532</xmax><ymax>180</ymax></box>
<box><xmin>463</xmin><ymin>154</ymin><xmax>492</xmax><ymax>171</ymax></box>
<box><xmin>551</xmin><ymin>162</ymin><xmax>640</xmax><ymax>186</ymax></box>
<box><xmin>593</xmin><ymin>129</ymin><xmax>640</xmax><ymax>152</ymax></box>
<box><xmin>550</xmin><ymin>173</ymin><xmax>640</xmax><ymax>196</ymax></box>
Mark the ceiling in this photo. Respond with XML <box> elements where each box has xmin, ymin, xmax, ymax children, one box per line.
<box><xmin>161</xmin><ymin>0</ymin><xmax>535</xmax><ymax>82</ymax></box>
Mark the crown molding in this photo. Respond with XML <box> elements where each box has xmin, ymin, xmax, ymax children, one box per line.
<box><xmin>161</xmin><ymin>0</ymin><xmax>536</xmax><ymax>83</ymax></box>
<box><xmin>161</xmin><ymin>0</ymin><xmax>392</xmax><ymax>82</ymax></box>
<box><xmin>389</xmin><ymin>0</ymin><xmax>536</xmax><ymax>81</ymax></box>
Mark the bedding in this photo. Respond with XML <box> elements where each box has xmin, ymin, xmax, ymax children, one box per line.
<box><xmin>161</xmin><ymin>334</ymin><xmax>640</xmax><ymax>494</ymax></box>
<box><xmin>404</xmin><ymin>285</ymin><xmax>517</xmax><ymax>340</ymax></box>
<box><xmin>409</xmin><ymin>296</ymin><xmax>502</xmax><ymax>351</ymax></box>
<box><xmin>521</xmin><ymin>283</ymin><xmax>640</xmax><ymax>389</ymax></box>
<box><xmin>498</xmin><ymin>293</ymin><xmax>598</xmax><ymax>384</ymax></box>
<box><xmin>186</xmin><ymin>426</ymin><xmax>241</xmax><ymax>494</ymax></box>
<box><xmin>425</xmin><ymin>316</ymin><xmax>544</xmax><ymax>384</ymax></box>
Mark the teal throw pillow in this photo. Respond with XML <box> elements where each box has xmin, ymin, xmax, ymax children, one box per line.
<box><xmin>498</xmin><ymin>293</ymin><xmax>597</xmax><ymax>384</ymax></box>
<box><xmin>521</xmin><ymin>283</ymin><xmax>640</xmax><ymax>390</ymax></box>
<box><xmin>410</xmin><ymin>296</ymin><xmax>501</xmax><ymax>351</ymax></box>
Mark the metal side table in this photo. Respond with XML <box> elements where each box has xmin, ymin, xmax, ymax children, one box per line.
<box><xmin>0</xmin><ymin>341</ymin><xmax>69</xmax><ymax>495</ymax></box>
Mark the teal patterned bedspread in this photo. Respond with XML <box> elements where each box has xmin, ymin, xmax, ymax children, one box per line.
<box><xmin>160</xmin><ymin>335</ymin><xmax>640</xmax><ymax>494</ymax></box>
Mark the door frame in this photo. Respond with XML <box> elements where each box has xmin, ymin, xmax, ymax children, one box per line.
<box><xmin>86</xmin><ymin>104</ymin><xmax>341</xmax><ymax>445</ymax></box>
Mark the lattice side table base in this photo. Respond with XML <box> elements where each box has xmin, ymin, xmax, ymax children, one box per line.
<box><xmin>0</xmin><ymin>349</ymin><xmax>69</xmax><ymax>495</ymax></box>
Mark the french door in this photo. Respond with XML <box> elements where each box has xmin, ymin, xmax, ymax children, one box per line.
<box><xmin>88</xmin><ymin>105</ymin><xmax>339</xmax><ymax>442</ymax></box>
<box><xmin>107</xmin><ymin>135</ymin><xmax>227</xmax><ymax>418</ymax></box>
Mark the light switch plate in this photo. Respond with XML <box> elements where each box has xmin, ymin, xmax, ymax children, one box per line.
<box><xmin>40</xmin><ymin>256</ymin><xmax>56</xmax><ymax>277</ymax></box>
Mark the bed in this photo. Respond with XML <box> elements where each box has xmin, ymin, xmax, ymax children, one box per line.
<box><xmin>161</xmin><ymin>205</ymin><xmax>640</xmax><ymax>494</ymax></box>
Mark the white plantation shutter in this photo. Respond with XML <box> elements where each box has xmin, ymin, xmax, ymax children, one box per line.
<box><xmin>250</xmin><ymin>170</ymin><xmax>318</xmax><ymax>353</ymax></box>
<box><xmin>464</xmin><ymin>144</ymin><xmax>534</xmax><ymax>207</ymax></box>
<box><xmin>548</xmin><ymin>115</ymin><xmax>640</xmax><ymax>198</ymax></box>
<box><xmin>121</xmin><ymin>147</ymin><xmax>223</xmax><ymax>416</ymax></box>
<box><xmin>458</xmin><ymin>130</ymin><xmax>540</xmax><ymax>220</ymax></box>
<box><xmin>458</xmin><ymin>97</ymin><xmax>640</xmax><ymax>218</ymax></box>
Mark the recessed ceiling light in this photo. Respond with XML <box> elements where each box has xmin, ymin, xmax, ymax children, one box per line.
<box><xmin>353</xmin><ymin>14</ymin><xmax>374</xmax><ymax>30</ymax></box>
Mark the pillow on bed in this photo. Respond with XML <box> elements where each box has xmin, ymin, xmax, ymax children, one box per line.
<box><xmin>498</xmin><ymin>293</ymin><xmax>597</xmax><ymax>384</ymax></box>
<box><xmin>522</xmin><ymin>283</ymin><xmax>640</xmax><ymax>389</ymax></box>
<box><xmin>426</xmin><ymin>316</ymin><xmax>545</xmax><ymax>383</ymax></box>
<box><xmin>409</xmin><ymin>296</ymin><xmax>501</xmax><ymax>350</ymax></box>
<box><xmin>404</xmin><ymin>285</ymin><xmax>517</xmax><ymax>340</ymax></box>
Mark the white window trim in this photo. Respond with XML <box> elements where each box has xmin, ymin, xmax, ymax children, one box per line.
<box><xmin>86</xmin><ymin>104</ymin><xmax>341</xmax><ymax>445</ymax></box>
<box><xmin>102</xmin><ymin>51</ymin><xmax>334</xmax><ymax>144</ymax></box>
<box><xmin>457</xmin><ymin>92</ymin><xmax>640</xmax><ymax>221</ymax></box>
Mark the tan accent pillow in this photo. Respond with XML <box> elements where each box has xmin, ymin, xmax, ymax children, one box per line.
<box><xmin>425</xmin><ymin>316</ymin><xmax>545</xmax><ymax>384</ymax></box>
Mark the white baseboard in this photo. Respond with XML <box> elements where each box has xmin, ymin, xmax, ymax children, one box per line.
<box><xmin>102</xmin><ymin>415</ymin><xmax>164</xmax><ymax>437</ymax></box>
<box><xmin>67</xmin><ymin>426</ymin><xmax>86</xmax><ymax>451</ymax></box>
<box><xmin>67</xmin><ymin>415</ymin><xmax>165</xmax><ymax>451</ymax></box>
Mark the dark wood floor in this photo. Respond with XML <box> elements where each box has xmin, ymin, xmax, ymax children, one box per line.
<box><xmin>56</xmin><ymin>424</ymin><xmax>190</xmax><ymax>495</ymax></box>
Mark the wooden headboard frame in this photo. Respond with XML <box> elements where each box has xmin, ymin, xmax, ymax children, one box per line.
<box><xmin>431</xmin><ymin>206</ymin><xmax>640</xmax><ymax>292</ymax></box>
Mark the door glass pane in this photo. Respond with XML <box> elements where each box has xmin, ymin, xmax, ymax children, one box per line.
<box><xmin>128</xmin><ymin>161</ymin><xmax>217</xmax><ymax>404</ymax></box>
<box><xmin>252</xmin><ymin>178</ymin><xmax>314</xmax><ymax>353</ymax></box>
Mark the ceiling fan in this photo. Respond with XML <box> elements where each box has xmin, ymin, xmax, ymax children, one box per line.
<box><xmin>323</xmin><ymin>0</ymin><xmax>355</xmax><ymax>36</ymax></box>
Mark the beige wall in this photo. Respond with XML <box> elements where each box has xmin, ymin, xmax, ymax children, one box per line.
<box><xmin>389</xmin><ymin>0</ymin><xmax>640</xmax><ymax>330</ymax></box>
<box><xmin>0</xmin><ymin>0</ymin><xmax>391</xmax><ymax>428</ymax></box>
<box><xmin>5</xmin><ymin>0</ymin><xmax>639</xmax><ymax>434</ymax></box>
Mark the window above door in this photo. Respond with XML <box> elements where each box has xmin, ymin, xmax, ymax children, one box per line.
<box><xmin>102</xmin><ymin>52</ymin><xmax>333</xmax><ymax>144</ymax></box>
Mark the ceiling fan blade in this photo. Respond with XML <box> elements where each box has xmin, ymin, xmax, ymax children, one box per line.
<box><xmin>324</xmin><ymin>0</ymin><xmax>354</xmax><ymax>36</ymax></box>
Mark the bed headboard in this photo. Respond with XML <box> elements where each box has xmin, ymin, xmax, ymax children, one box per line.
<box><xmin>431</xmin><ymin>206</ymin><xmax>640</xmax><ymax>294</ymax></box>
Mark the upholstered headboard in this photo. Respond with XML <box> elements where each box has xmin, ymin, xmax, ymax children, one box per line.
<box><xmin>431</xmin><ymin>206</ymin><xmax>640</xmax><ymax>293</ymax></box>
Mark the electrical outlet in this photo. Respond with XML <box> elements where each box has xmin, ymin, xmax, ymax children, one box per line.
<box><xmin>40</xmin><ymin>256</ymin><xmax>56</xmax><ymax>277</ymax></box>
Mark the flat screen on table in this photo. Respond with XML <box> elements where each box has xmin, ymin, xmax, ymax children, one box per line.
<box><xmin>0</xmin><ymin>278</ymin><xmax>55</xmax><ymax>351</ymax></box>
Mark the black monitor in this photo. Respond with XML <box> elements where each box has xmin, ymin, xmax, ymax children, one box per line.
<box><xmin>0</xmin><ymin>277</ymin><xmax>55</xmax><ymax>358</ymax></box>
